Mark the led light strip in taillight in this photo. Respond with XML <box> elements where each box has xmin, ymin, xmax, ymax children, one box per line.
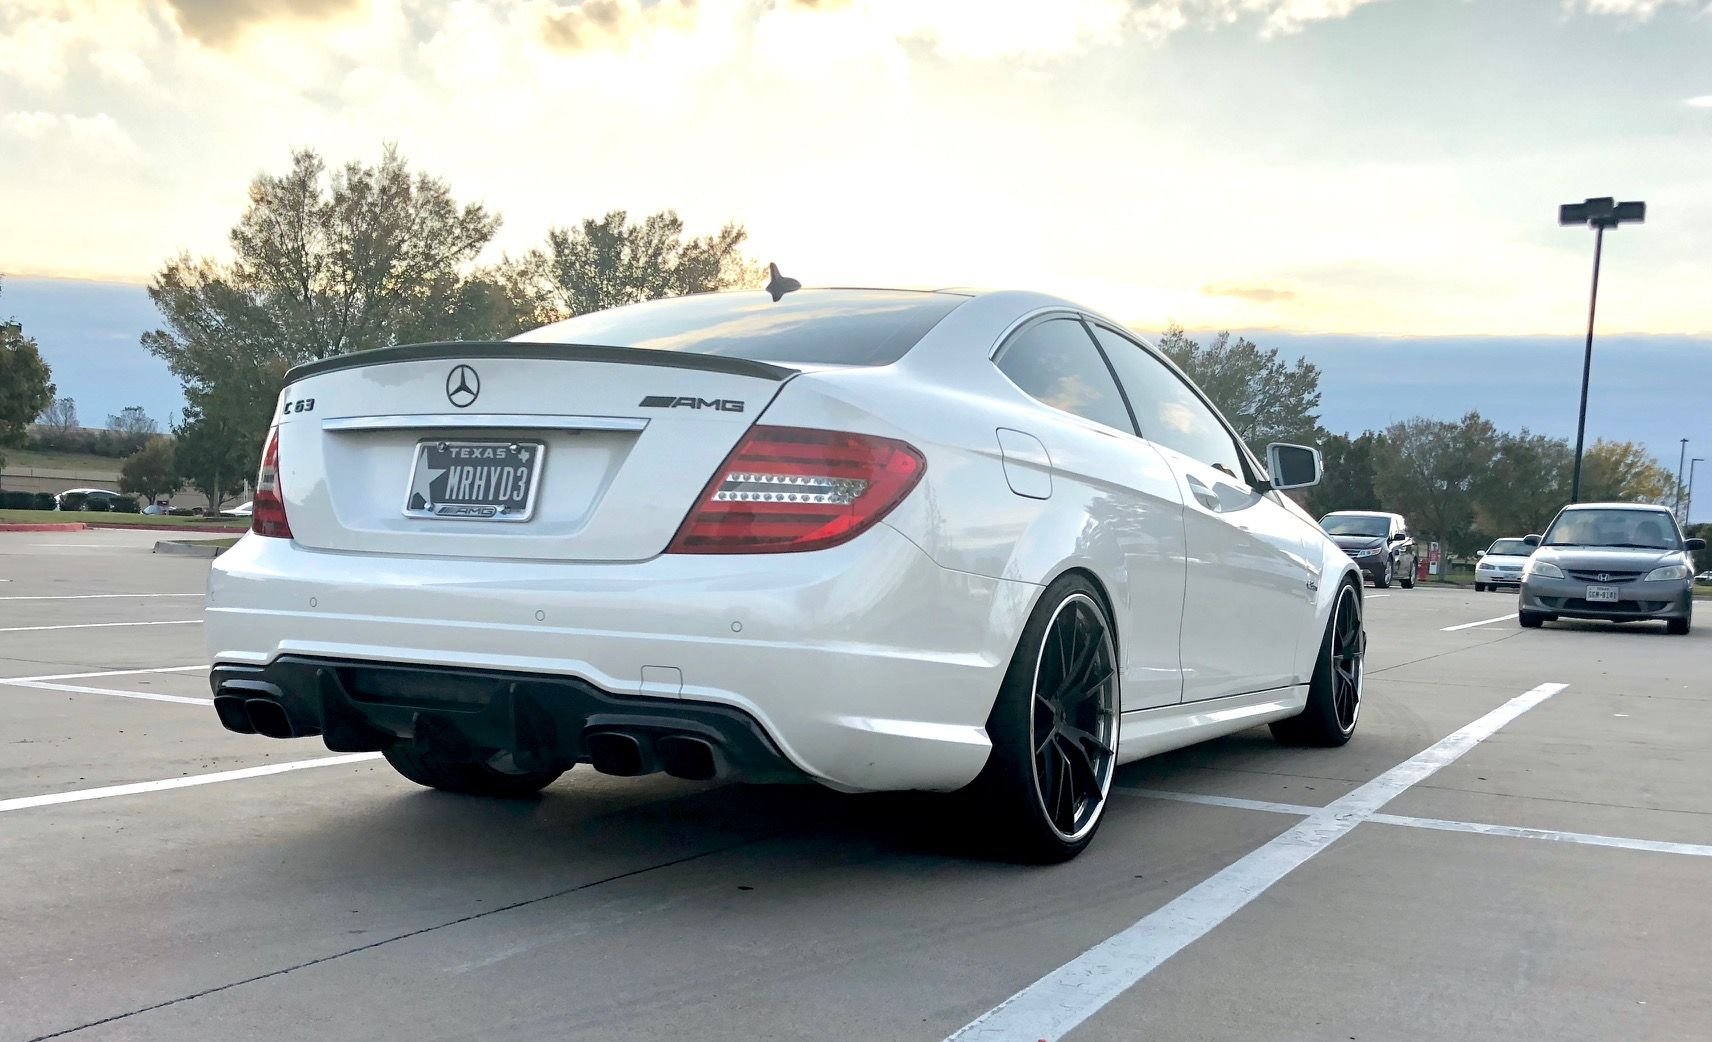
<box><xmin>711</xmin><ymin>473</ymin><xmax>869</xmax><ymax>505</ymax></box>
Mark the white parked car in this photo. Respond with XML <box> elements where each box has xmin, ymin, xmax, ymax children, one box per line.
<box><xmin>206</xmin><ymin>288</ymin><xmax>1365</xmax><ymax>861</ymax></box>
<box><xmin>1474</xmin><ymin>536</ymin><xmax>1534</xmax><ymax>592</ymax></box>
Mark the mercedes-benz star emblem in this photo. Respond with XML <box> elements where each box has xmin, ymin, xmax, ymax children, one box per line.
<box><xmin>446</xmin><ymin>364</ymin><xmax>480</xmax><ymax>408</ymax></box>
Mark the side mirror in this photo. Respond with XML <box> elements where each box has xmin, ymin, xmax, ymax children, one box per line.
<box><xmin>1265</xmin><ymin>442</ymin><xmax>1322</xmax><ymax>491</ymax></box>
<box><xmin>1686</xmin><ymin>538</ymin><xmax>1707</xmax><ymax>551</ymax></box>
<box><xmin>1475</xmin><ymin>549</ymin><xmax>1485</xmax><ymax>557</ymax></box>
<box><xmin>1390</xmin><ymin>533</ymin><xmax>1406</xmax><ymax>542</ymax></box>
<box><xmin>1523</xmin><ymin>534</ymin><xmax>1542</xmax><ymax>546</ymax></box>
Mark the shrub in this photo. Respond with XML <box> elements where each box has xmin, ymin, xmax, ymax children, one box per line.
<box><xmin>0</xmin><ymin>490</ymin><xmax>37</xmax><ymax>509</ymax></box>
<box><xmin>83</xmin><ymin>497</ymin><xmax>111</xmax><ymax>512</ymax></box>
<box><xmin>32</xmin><ymin>492</ymin><xmax>55</xmax><ymax>510</ymax></box>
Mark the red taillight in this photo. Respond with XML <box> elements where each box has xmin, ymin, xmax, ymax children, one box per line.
<box><xmin>252</xmin><ymin>425</ymin><xmax>293</xmax><ymax>539</ymax></box>
<box><xmin>666</xmin><ymin>426</ymin><xmax>925</xmax><ymax>554</ymax></box>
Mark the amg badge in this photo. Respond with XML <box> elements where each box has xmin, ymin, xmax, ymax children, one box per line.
<box><xmin>638</xmin><ymin>395</ymin><xmax>745</xmax><ymax>413</ymax></box>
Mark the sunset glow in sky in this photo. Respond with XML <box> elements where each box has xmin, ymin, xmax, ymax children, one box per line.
<box><xmin>2</xmin><ymin>0</ymin><xmax>1710</xmax><ymax>336</ymax></box>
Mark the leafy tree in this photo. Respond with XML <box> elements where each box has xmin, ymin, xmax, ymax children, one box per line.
<box><xmin>119</xmin><ymin>436</ymin><xmax>181</xmax><ymax>503</ymax></box>
<box><xmin>1155</xmin><ymin>325</ymin><xmax>1321</xmax><ymax>445</ymax></box>
<box><xmin>511</xmin><ymin>209</ymin><xmax>759</xmax><ymax>321</ymax></box>
<box><xmin>1476</xmin><ymin>429</ymin><xmax>1573</xmax><ymax>537</ymax></box>
<box><xmin>108</xmin><ymin>405</ymin><xmax>158</xmax><ymax>436</ymax></box>
<box><xmin>173</xmin><ymin>402</ymin><xmax>256</xmax><ymax>514</ymax></box>
<box><xmin>1</xmin><ymin>277</ymin><xmax>57</xmax><ymax>476</ymax></box>
<box><xmin>39</xmin><ymin>396</ymin><xmax>78</xmax><ymax>432</ymax></box>
<box><xmin>1686</xmin><ymin>523</ymin><xmax>1710</xmax><ymax>575</ymax></box>
<box><xmin>1304</xmin><ymin>431</ymin><xmax>1383</xmax><ymax>519</ymax></box>
<box><xmin>1372</xmin><ymin>412</ymin><xmax>1501</xmax><ymax>557</ymax></box>
<box><xmin>1577</xmin><ymin>439</ymin><xmax>1675</xmax><ymax>504</ymax></box>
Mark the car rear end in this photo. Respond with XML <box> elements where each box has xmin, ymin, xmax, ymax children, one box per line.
<box><xmin>206</xmin><ymin>291</ymin><xmax>1030</xmax><ymax>793</ymax></box>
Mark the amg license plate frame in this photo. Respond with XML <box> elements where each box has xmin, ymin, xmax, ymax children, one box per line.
<box><xmin>403</xmin><ymin>438</ymin><xmax>545</xmax><ymax>522</ymax></box>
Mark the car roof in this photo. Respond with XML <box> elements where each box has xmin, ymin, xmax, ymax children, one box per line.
<box><xmin>1558</xmin><ymin>501</ymin><xmax>1671</xmax><ymax>512</ymax></box>
<box><xmin>1321</xmin><ymin>510</ymin><xmax>1398</xmax><ymax>519</ymax></box>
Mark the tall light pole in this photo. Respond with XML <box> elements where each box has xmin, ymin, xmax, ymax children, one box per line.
<box><xmin>1690</xmin><ymin>458</ymin><xmax>1705</xmax><ymax>529</ymax></box>
<box><xmin>1677</xmin><ymin>438</ymin><xmax>1690</xmax><ymax>521</ymax></box>
<box><xmin>1559</xmin><ymin>196</ymin><xmax>1645</xmax><ymax>503</ymax></box>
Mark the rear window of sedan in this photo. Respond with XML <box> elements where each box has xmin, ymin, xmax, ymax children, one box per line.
<box><xmin>1486</xmin><ymin>539</ymin><xmax>1534</xmax><ymax>556</ymax></box>
<box><xmin>512</xmin><ymin>289</ymin><xmax>968</xmax><ymax>367</ymax></box>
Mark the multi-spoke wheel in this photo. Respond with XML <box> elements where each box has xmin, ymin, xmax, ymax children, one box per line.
<box><xmin>1271</xmin><ymin>578</ymin><xmax>1364</xmax><ymax>747</ymax></box>
<box><xmin>971</xmin><ymin>575</ymin><xmax>1120</xmax><ymax>862</ymax></box>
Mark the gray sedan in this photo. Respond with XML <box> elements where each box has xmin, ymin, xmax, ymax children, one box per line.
<box><xmin>1519</xmin><ymin>502</ymin><xmax>1704</xmax><ymax>635</ymax></box>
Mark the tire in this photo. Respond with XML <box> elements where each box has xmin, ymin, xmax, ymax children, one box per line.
<box><xmin>1475</xmin><ymin>582</ymin><xmax>1486</xmax><ymax>593</ymax></box>
<box><xmin>1667</xmin><ymin>616</ymin><xmax>1690</xmax><ymax>636</ymax></box>
<box><xmin>1271</xmin><ymin>579</ymin><xmax>1363</xmax><ymax>748</ymax></box>
<box><xmin>1519</xmin><ymin>611</ymin><xmax>1546</xmax><ymax>629</ymax></box>
<box><xmin>383</xmin><ymin>739</ymin><xmax>563</xmax><ymax>797</ymax></box>
<box><xmin>969</xmin><ymin>574</ymin><xmax>1121</xmax><ymax>863</ymax></box>
<box><xmin>1374</xmin><ymin>563</ymin><xmax>1392</xmax><ymax>589</ymax></box>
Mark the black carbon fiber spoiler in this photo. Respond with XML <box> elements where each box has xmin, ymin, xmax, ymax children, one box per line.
<box><xmin>285</xmin><ymin>341</ymin><xmax>800</xmax><ymax>384</ymax></box>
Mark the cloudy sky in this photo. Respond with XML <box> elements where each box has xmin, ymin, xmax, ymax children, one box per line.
<box><xmin>2</xmin><ymin>0</ymin><xmax>1710</xmax><ymax>336</ymax></box>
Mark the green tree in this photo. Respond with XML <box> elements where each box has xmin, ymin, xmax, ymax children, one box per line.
<box><xmin>1305</xmin><ymin>431</ymin><xmax>1384</xmax><ymax>518</ymax></box>
<box><xmin>173</xmin><ymin>402</ymin><xmax>256</xmax><ymax>514</ymax></box>
<box><xmin>1476</xmin><ymin>429</ymin><xmax>1573</xmax><ymax>537</ymax></box>
<box><xmin>1</xmin><ymin>276</ymin><xmax>57</xmax><ymax>475</ymax></box>
<box><xmin>119</xmin><ymin>436</ymin><xmax>181</xmax><ymax>503</ymax></box>
<box><xmin>1155</xmin><ymin>325</ymin><xmax>1322</xmax><ymax>445</ymax></box>
<box><xmin>512</xmin><ymin>209</ymin><xmax>759</xmax><ymax>321</ymax></box>
<box><xmin>107</xmin><ymin>405</ymin><xmax>158</xmax><ymax>436</ymax></box>
<box><xmin>144</xmin><ymin>146</ymin><xmax>509</xmax><ymax>467</ymax></box>
<box><xmin>1577</xmin><ymin>439</ymin><xmax>1675</xmax><ymax>504</ymax></box>
<box><xmin>1372</xmin><ymin>412</ymin><xmax>1501</xmax><ymax>557</ymax></box>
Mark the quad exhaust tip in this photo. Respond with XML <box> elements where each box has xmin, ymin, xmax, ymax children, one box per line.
<box><xmin>584</xmin><ymin>730</ymin><xmax>719</xmax><ymax>781</ymax></box>
<box><xmin>656</xmin><ymin>735</ymin><xmax>718</xmax><ymax>781</ymax></box>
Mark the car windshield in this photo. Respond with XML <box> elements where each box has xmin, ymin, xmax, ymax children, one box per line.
<box><xmin>511</xmin><ymin>289</ymin><xmax>968</xmax><ymax>367</ymax></box>
<box><xmin>1542</xmin><ymin>509</ymin><xmax>1679</xmax><ymax>550</ymax></box>
<box><xmin>1486</xmin><ymin>539</ymin><xmax>1534</xmax><ymax>557</ymax></box>
<box><xmin>1320</xmin><ymin>515</ymin><xmax>1389</xmax><ymax>538</ymax></box>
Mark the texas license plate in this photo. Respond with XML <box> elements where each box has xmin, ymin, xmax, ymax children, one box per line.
<box><xmin>404</xmin><ymin>439</ymin><xmax>544</xmax><ymax>521</ymax></box>
<box><xmin>1585</xmin><ymin>585</ymin><xmax>1620</xmax><ymax>603</ymax></box>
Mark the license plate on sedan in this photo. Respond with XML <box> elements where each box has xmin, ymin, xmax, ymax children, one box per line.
<box><xmin>404</xmin><ymin>439</ymin><xmax>544</xmax><ymax>522</ymax></box>
<box><xmin>1585</xmin><ymin>585</ymin><xmax>1620</xmax><ymax>603</ymax></box>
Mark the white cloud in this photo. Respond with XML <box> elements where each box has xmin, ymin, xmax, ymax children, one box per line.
<box><xmin>1685</xmin><ymin>95</ymin><xmax>1712</xmax><ymax>108</ymax></box>
<box><xmin>0</xmin><ymin>110</ymin><xmax>144</xmax><ymax>161</ymax></box>
<box><xmin>1570</xmin><ymin>0</ymin><xmax>1705</xmax><ymax>16</ymax></box>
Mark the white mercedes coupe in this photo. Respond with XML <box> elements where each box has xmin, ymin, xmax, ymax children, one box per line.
<box><xmin>206</xmin><ymin>286</ymin><xmax>1365</xmax><ymax>861</ymax></box>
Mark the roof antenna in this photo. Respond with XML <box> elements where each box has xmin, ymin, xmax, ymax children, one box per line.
<box><xmin>765</xmin><ymin>262</ymin><xmax>801</xmax><ymax>302</ymax></box>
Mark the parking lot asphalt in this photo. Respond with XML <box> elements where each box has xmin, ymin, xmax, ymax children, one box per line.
<box><xmin>2</xmin><ymin>530</ymin><xmax>1707</xmax><ymax>1042</ymax></box>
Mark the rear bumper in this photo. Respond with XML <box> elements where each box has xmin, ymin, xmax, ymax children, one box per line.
<box><xmin>1520</xmin><ymin>577</ymin><xmax>1692</xmax><ymax>621</ymax></box>
<box><xmin>206</xmin><ymin>525</ymin><xmax>1040</xmax><ymax>792</ymax></box>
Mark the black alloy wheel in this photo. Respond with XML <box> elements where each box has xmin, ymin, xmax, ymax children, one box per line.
<box><xmin>972</xmin><ymin>576</ymin><xmax>1121</xmax><ymax>862</ymax></box>
<box><xmin>1272</xmin><ymin>579</ymin><xmax>1364</xmax><ymax>746</ymax></box>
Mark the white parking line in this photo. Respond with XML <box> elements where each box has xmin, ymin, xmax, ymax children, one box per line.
<box><xmin>1116</xmin><ymin>787</ymin><xmax>1316</xmax><ymax>816</ymax></box>
<box><xmin>0</xmin><ymin>664</ymin><xmax>209</xmax><ymax>684</ymax></box>
<box><xmin>947</xmin><ymin>682</ymin><xmax>1567</xmax><ymax>1042</ymax></box>
<box><xmin>0</xmin><ymin>619</ymin><xmax>202</xmax><ymax>634</ymax></box>
<box><xmin>0</xmin><ymin>679</ymin><xmax>212</xmax><ymax>705</ymax></box>
<box><xmin>0</xmin><ymin>593</ymin><xmax>204</xmax><ymax>601</ymax></box>
<box><xmin>1441</xmin><ymin>613</ymin><xmax>1517</xmax><ymax>632</ymax></box>
<box><xmin>1368</xmin><ymin>813</ymin><xmax>1712</xmax><ymax>857</ymax></box>
<box><xmin>0</xmin><ymin>753</ymin><xmax>384</xmax><ymax>814</ymax></box>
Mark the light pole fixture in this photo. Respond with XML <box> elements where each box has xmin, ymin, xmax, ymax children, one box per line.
<box><xmin>1678</xmin><ymin>438</ymin><xmax>1690</xmax><ymax>520</ymax></box>
<box><xmin>1690</xmin><ymin>458</ymin><xmax>1705</xmax><ymax>529</ymax></box>
<box><xmin>1559</xmin><ymin>196</ymin><xmax>1645</xmax><ymax>503</ymax></box>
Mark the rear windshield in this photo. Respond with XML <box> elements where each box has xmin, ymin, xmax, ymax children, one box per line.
<box><xmin>511</xmin><ymin>289</ymin><xmax>967</xmax><ymax>367</ymax></box>
<box><xmin>1320</xmin><ymin>514</ymin><xmax>1389</xmax><ymax>538</ymax></box>
<box><xmin>1486</xmin><ymin>539</ymin><xmax>1534</xmax><ymax>557</ymax></box>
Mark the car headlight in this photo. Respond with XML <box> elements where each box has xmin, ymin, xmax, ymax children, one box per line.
<box><xmin>1644</xmin><ymin>563</ymin><xmax>1690</xmax><ymax>581</ymax></box>
<box><xmin>1526</xmin><ymin>561</ymin><xmax>1564</xmax><ymax>579</ymax></box>
<box><xmin>1350</xmin><ymin>548</ymin><xmax>1378</xmax><ymax>558</ymax></box>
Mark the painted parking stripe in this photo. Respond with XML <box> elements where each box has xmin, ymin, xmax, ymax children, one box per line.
<box><xmin>0</xmin><ymin>664</ymin><xmax>209</xmax><ymax>684</ymax></box>
<box><xmin>1368</xmin><ymin>813</ymin><xmax>1712</xmax><ymax>858</ymax></box>
<box><xmin>0</xmin><ymin>753</ymin><xmax>383</xmax><ymax>814</ymax></box>
<box><xmin>1126</xmin><ymin>788</ymin><xmax>1712</xmax><ymax>859</ymax></box>
<box><xmin>0</xmin><ymin>619</ymin><xmax>202</xmax><ymax>634</ymax></box>
<box><xmin>1441</xmin><ymin>613</ymin><xmax>1517</xmax><ymax>631</ymax></box>
<box><xmin>0</xmin><ymin>679</ymin><xmax>212</xmax><ymax>706</ymax></box>
<box><xmin>0</xmin><ymin>592</ymin><xmax>203</xmax><ymax>601</ymax></box>
<box><xmin>947</xmin><ymin>682</ymin><xmax>1567</xmax><ymax>1042</ymax></box>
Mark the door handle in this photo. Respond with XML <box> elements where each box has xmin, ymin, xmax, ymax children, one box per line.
<box><xmin>1184</xmin><ymin>475</ymin><xmax>1221</xmax><ymax>512</ymax></box>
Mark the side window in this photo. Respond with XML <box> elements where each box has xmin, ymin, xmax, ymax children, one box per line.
<box><xmin>995</xmin><ymin>318</ymin><xmax>1135</xmax><ymax>434</ymax></box>
<box><xmin>1088</xmin><ymin>325</ymin><xmax>1245</xmax><ymax>477</ymax></box>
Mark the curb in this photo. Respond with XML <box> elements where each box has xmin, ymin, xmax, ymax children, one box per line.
<box><xmin>153</xmin><ymin>539</ymin><xmax>229</xmax><ymax>558</ymax></box>
<box><xmin>0</xmin><ymin>522</ymin><xmax>89</xmax><ymax>532</ymax></box>
<box><xmin>94</xmin><ymin>522</ymin><xmax>250</xmax><ymax>534</ymax></box>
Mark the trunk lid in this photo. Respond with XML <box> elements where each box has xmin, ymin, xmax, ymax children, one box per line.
<box><xmin>273</xmin><ymin>343</ymin><xmax>792</xmax><ymax>561</ymax></box>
